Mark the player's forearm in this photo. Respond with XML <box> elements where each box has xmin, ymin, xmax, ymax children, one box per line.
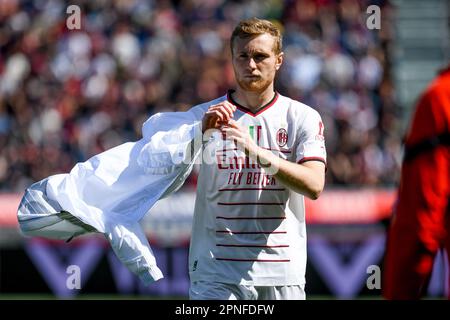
<box><xmin>221</xmin><ymin>120</ymin><xmax>325</xmax><ymax>199</ymax></box>
<box><xmin>253</xmin><ymin>147</ymin><xmax>325</xmax><ymax>200</ymax></box>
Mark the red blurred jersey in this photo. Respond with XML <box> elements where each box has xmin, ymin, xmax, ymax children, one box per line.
<box><xmin>383</xmin><ymin>66</ymin><xmax>450</xmax><ymax>299</ymax></box>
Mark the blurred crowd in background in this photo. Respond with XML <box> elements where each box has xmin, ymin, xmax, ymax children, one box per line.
<box><xmin>0</xmin><ymin>0</ymin><xmax>401</xmax><ymax>193</ymax></box>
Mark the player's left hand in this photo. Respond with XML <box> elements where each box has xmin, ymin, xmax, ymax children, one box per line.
<box><xmin>221</xmin><ymin>120</ymin><xmax>259</xmax><ymax>158</ymax></box>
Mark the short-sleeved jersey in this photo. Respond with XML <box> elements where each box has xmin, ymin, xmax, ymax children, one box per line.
<box><xmin>188</xmin><ymin>91</ymin><xmax>326</xmax><ymax>286</ymax></box>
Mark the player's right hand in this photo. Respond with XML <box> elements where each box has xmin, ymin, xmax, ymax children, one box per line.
<box><xmin>202</xmin><ymin>101</ymin><xmax>236</xmax><ymax>133</ymax></box>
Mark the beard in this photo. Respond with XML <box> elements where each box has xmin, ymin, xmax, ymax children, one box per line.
<box><xmin>236</xmin><ymin>75</ymin><xmax>273</xmax><ymax>93</ymax></box>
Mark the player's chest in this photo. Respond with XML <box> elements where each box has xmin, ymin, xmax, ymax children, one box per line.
<box><xmin>235</xmin><ymin>113</ymin><xmax>295</xmax><ymax>157</ymax></box>
<box><xmin>205</xmin><ymin>113</ymin><xmax>296</xmax><ymax>163</ymax></box>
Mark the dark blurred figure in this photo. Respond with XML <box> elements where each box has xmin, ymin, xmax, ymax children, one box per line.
<box><xmin>383</xmin><ymin>63</ymin><xmax>450</xmax><ymax>299</ymax></box>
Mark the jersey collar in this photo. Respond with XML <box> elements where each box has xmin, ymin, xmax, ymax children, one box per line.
<box><xmin>226</xmin><ymin>89</ymin><xmax>279</xmax><ymax>117</ymax></box>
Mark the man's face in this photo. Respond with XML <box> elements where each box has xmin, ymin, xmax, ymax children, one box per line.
<box><xmin>232</xmin><ymin>33</ymin><xmax>283</xmax><ymax>93</ymax></box>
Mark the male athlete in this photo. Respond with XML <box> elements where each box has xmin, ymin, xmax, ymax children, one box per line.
<box><xmin>187</xmin><ymin>18</ymin><xmax>327</xmax><ymax>300</ymax></box>
<box><xmin>383</xmin><ymin>64</ymin><xmax>450</xmax><ymax>299</ymax></box>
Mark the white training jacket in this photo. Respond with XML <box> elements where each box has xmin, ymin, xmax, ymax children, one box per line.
<box><xmin>17</xmin><ymin>110</ymin><xmax>203</xmax><ymax>285</ymax></box>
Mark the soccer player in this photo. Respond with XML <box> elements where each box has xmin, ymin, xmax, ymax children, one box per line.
<box><xmin>382</xmin><ymin>64</ymin><xmax>450</xmax><ymax>299</ymax></box>
<box><xmin>187</xmin><ymin>18</ymin><xmax>327</xmax><ymax>300</ymax></box>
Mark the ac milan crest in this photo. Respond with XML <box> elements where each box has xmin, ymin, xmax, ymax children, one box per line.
<box><xmin>276</xmin><ymin>128</ymin><xmax>288</xmax><ymax>147</ymax></box>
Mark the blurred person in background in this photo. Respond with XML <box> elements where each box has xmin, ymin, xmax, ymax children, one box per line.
<box><xmin>383</xmin><ymin>63</ymin><xmax>450</xmax><ymax>300</ymax></box>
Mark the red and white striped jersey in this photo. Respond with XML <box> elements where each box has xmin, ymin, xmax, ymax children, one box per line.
<box><xmin>188</xmin><ymin>91</ymin><xmax>326</xmax><ymax>286</ymax></box>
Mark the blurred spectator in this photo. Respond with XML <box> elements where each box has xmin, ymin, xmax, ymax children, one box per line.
<box><xmin>0</xmin><ymin>0</ymin><xmax>400</xmax><ymax>192</ymax></box>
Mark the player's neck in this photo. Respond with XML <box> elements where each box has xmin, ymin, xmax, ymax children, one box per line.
<box><xmin>232</xmin><ymin>86</ymin><xmax>276</xmax><ymax>112</ymax></box>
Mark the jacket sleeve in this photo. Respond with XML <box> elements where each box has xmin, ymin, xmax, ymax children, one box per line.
<box><xmin>137</xmin><ymin>110</ymin><xmax>203</xmax><ymax>174</ymax></box>
<box><xmin>104</xmin><ymin>217</ymin><xmax>163</xmax><ymax>285</ymax></box>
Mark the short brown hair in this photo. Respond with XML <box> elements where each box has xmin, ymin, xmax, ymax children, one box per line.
<box><xmin>231</xmin><ymin>18</ymin><xmax>282</xmax><ymax>54</ymax></box>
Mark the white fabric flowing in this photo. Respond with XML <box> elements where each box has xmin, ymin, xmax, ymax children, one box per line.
<box><xmin>17</xmin><ymin>110</ymin><xmax>203</xmax><ymax>285</ymax></box>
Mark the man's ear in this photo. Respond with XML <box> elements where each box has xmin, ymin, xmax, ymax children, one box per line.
<box><xmin>275</xmin><ymin>52</ymin><xmax>284</xmax><ymax>70</ymax></box>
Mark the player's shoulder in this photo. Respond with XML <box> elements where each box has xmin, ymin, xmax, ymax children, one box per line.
<box><xmin>189</xmin><ymin>95</ymin><xmax>227</xmax><ymax>113</ymax></box>
<box><xmin>278</xmin><ymin>93</ymin><xmax>322</xmax><ymax>120</ymax></box>
<box><xmin>184</xmin><ymin>95</ymin><xmax>227</xmax><ymax>120</ymax></box>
